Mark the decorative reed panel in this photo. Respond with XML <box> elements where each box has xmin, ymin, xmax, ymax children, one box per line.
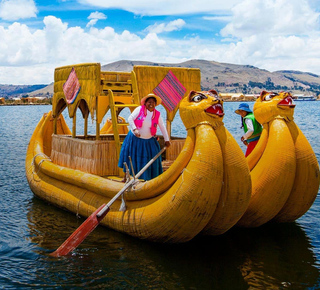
<box><xmin>53</xmin><ymin>63</ymin><xmax>101</xmax><ymax>119</ymax></box>
<box><xmin>133</xmin><ymin>66</ymin><xmax>201</xmax><ymax>122</ymax></box>
<box><xmin>51</xmin><ymin>135</ymin><xmax>119</xmax><ymax>176</ymax></box>
<box><xmin>166</xmin><ymin>139</ymin><xmax>186</xmax><ymax>161</ymax></box>
<box><xmin>158</xmin><ymin>136</ymin><xmax>186</xmax><ymax>161</ymax></box>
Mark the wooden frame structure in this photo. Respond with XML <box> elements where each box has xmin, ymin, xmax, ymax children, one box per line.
<box><xmin>50</xmin><ymin>63</ymin><xmax>201</xmax><ymax>176</ymax></box>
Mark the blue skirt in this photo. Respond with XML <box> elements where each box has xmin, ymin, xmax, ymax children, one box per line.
<box><xmin>118</xmin><ymin>131</ymin><xmax>163</xmax><ymax>181</ymax></box>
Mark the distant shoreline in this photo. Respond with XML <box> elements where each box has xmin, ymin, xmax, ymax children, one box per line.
<box><xmin>0</xmin><ymin>103</ymin><xmax>50</xmax><ymax>106</ymax></box>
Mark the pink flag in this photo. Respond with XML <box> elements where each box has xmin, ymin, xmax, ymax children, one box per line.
<box><xmin>153</xmin><ymin>71</ymin><xmax>186</xmax><ymax>111</ymax></box>
<box><xmin>63</xmin><ymin>68</ymin><xmax>81</xmax><ymax>104</ymax></box>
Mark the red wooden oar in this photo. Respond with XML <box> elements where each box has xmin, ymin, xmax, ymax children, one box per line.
<box><xmin>50</xmin><ymin>147</ymin><xmax>166</xmax><ymax>257</ymax></box>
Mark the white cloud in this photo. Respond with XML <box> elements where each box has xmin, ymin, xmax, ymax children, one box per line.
<box><xmin>203</xmin><ymin>16</ymin><xmax>232</xmax><ymax>22</ymax></box>
<box><xmin>79</xmin><ymin>0</ymin><xmax>242</xmax><ymax>15</ymax></box>
<box><xmin>1</xmin><ymin>1</ymin><xmax>320</xmax><ymax>84</ymax></box>
<box><xmin>0</xmin><ymin>16</ymin><xmax>168</xmax><ymax>84</ymax></box>
<box><xmin>0</xmin><ymin>0</ymin><xmax>37</xmax><ymax>21</ymax></box>
<box><xmin>86</xmin><ymin>11</ymin><xmax>107</xmax><ymax>27</ymax></box>
<box><xmin>145</xmin><ymin>19</ymin><xmax>186</xmax><ymax>34</ymax></box>
<box><xmin>86</xmin><ymin>19</ymin><xmax>98</xmax><ymax>27</ymax></box>
<box><xmin>220</xmin><ymin>0</ymin><xmax>319</xmax><ymax>38</ymax></box>
<box><xmin>210</xmin><ymin>0</ymin><xmax>320</xmax><ymax>73</ymax></box>
<box><xmin>88</xmin><ymin>11</ymin><xmax>107</xmax><ymax>20</ymax></box>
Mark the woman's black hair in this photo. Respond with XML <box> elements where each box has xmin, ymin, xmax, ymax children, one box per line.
<box><xmin>145</xmin><ymin>96</ymin><xmax>157</xmax><ymax>104</ymax></box>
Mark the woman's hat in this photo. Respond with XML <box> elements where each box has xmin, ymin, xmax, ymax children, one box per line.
<box><xmin>235</xmin><ymin>103</ymin><xmax>252</xmax><ymax>114</ymax></box>
<box><xmin>140</xmin><ymin>93</ymin><xmax>162</xmax><ymax>106</ymax></box>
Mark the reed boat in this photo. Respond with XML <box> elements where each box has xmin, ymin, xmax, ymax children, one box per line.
<box><xmin>25</xmin><ymin>63</ymin><xmax>252</xmax><ymax>243</ymax></box>
<box><xmin>238</xmin><ymin>91</ymin><xmax>320</xmax><ymax>227</ymax></box>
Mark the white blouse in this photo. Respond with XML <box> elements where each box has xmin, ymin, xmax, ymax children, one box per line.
<box><xmin>128</xmin><ymin>106</ymin><xmax>170</xmax><ymax>141</ymax></box>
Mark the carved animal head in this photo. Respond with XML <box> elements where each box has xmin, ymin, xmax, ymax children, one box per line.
<box><xmin>253</xmin><ymin>91</ymin><xmax>295</xmax><ymax>124</ymax></box>
<box><xmin>179</xmin><ymin>90</ymin><xmax>224</xmax><ymax>129</ymax></box>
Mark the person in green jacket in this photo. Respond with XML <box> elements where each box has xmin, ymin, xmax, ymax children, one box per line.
<box><xmin>235</xmin><ymin>103</ymin><xmax>262</xmax><ymax>157</ymax></box>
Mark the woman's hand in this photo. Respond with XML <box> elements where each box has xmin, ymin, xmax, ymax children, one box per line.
<box><xmin>165</xmin><ymin>141</ymin><xmax>171</xmax><ymax>148</ymax></box>
<box><xmin>241</xmin><ymin>136</ymin><xmax>248</xmax><ymax>146</ymax></box>
<box><xmin>133</xmin><ymin>129</ymin><xmax>141</xmax><ymax>137</ymax></box>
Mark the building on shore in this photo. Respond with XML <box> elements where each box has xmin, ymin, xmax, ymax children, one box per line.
<box><xmin>219</xmin><ymin>93</ymin><xmax>258</xmax><ymax>101</ymax></box>
<box><xmin>25</xmin><ymin>96</ymin><xmax>47</xmax><ymax>103</ymax></box>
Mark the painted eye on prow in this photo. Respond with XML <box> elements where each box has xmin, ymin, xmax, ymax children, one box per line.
<box><xmin>265</xmin><ymin>93</ymin><xmax>278</xmax><ymax>101</ymax></box>
<box><xmin>192</xmin><ymin>94</ymin><xmax>207</xmax><ymax>103</ymax></box>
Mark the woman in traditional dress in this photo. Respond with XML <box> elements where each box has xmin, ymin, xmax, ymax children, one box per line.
<box><xmin>118</xmin><ymin>93</ymin><xmax>171</xmax><ymax>181</ymax></box>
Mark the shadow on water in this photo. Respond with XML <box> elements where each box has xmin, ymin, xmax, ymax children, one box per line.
<box><xmin>24</xmin><ymin>197</ymin><xmax>320</xmax><ymax>289</ymax></box>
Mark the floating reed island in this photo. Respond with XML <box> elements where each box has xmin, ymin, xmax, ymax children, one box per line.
<box><xmin>26</xmin><ymin>63</ymin><xmax>319</xmax><ymax>249</ymax></box>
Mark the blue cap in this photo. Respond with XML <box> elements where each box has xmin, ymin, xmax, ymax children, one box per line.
<box><xmin>235</xmin><ymin>103</ymin><xmax>252</xmax><ymax>114</ymax></box>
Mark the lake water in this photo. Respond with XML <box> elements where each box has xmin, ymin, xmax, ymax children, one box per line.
<box><xmin>0</xmin><ymin>101</ymin><xmax>320</xmax><ymax>289</ymax></box>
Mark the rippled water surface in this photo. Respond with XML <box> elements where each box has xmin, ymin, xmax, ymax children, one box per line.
<box><xmin>0</xmin><ymin>102</ymin><xmax>320</xmax><ymax>289</ymax></box>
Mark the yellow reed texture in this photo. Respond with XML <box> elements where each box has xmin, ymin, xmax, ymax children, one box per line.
<box><xmin>238</xmin><ymin>91</ymin><xmax>320</xmax><ymax>227</ymax></box>
<box><xmin>100</xmin><ymin>117</ymin><xmax>129</xmax><ymax>135</ymax></box>
<box><xmin>178</xmin><ymin>90</ymin><xmax>252</xmax><ymax>233</ymax></box>
<box><xmin>133</xmin><ymin>66</ymin><xmax>201</xmax><ymax>122</ymax></box>
<box><xmin>202</xmin><ymin>125</ymin><xmax>251</xmax><ymax>235</ymax></box>
<box><xmin>52</xmin><ymin>63</ymin><xmax>101</xmax><ymax>119</ymax></box>
<box><xmin>165</xmin><ymin>139</ymin><xmax>185</xmax><ymax>161</ymax></box>
<box><xmin>102</xmin><ymin>125</ymin><xmax>223</xmax><ymax>242</ymax></box>
<box><xmin>272</xmin><ymin>120</ymin><xmax>320</xmax><ymax>222</ymax></box>
<box><xmin>246</xmin><ymin>124</ymin><xmax>268</xmax><ymax>171</ymax></box>
<box><xmin>51</xmin><ymin>134</ymin><xmax>119</xmax><ymax>176</ymax></box>
<box><xmin>29</xmin><ymin>112</ymin><xmax>188</xmax><ymax>202</ymax></box>
<box><xmin>237</xmin><ymin>118</ymin><xmax>296</xmax><ymax>227</ymax></box>
<box><xmin>125</xmin><ymin>130</ymin><xmax>194</xmax><ymax>200</ymax></box>
<box><xmin>26</xmin><ymin>111</ymin><xmax>225</xmax><ymax>242</ymax></box>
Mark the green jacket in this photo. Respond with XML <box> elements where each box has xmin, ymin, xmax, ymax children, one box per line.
<box><xmin>243</xmin><ymin>113</ymin><xmax>262</xmax><ymax>143</ymax></box>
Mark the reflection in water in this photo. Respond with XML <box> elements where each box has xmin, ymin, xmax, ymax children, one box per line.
<box><xmin>26</xmin><ymin>197</ymin><xmax>320</xmax><ymax>289</ymax></box>
<box><xmin>233</xmin><ymin>224</ymin><xmax>319</xmax><ymax>289</ymax></box>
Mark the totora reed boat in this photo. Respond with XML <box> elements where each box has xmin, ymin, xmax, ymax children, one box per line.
<box><xmin>25</xmin><ymin>63</ymin><xmax>319</xmax><ymax>246</ymax></box>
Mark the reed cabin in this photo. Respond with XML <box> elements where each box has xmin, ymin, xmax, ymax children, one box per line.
<box><xmin>48</xmin><ymin>63</ymin><xmax>201</xmax><ymax>178</ymax></box>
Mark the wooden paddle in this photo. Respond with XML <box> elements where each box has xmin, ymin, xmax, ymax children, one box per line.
<box><xmin>50</xmin><ymin>147</ymin><xmax>166</xmax><ymax>257</ymax></box>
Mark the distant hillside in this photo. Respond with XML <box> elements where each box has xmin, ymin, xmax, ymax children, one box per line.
<box><xmin>102</xmin><ymin>59</ymin><xmax>320</xmax><ymax>95</ymax></box>
<box><xmin>2</xmin><ymin>59</ymin><xmax>320</xmax><ymax>97</ymax></box>
<box><xmin>0</xmin><ymin>84</ymin><xmax>48</xmax><ymax>98</ymax></box>
<box><xmin>27</xmin><ymin>82</ymin><xmax>54</xmax><ymax>98</ymax></box>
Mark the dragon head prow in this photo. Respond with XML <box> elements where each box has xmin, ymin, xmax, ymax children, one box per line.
<box><xmin>253</xmin><ymin>91</ymin><xmax>295</xmax><ymax>124</ymax></box>
<box><xmin>179</xmin><ymin>90</ymin><xmax>224</xmax><ymax>129</ymax></box>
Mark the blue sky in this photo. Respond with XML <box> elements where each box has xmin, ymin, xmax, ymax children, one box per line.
<box><xmin>0</xmin><ymin>0</ymin><xmax>319</xmax><ymax>84</ymax></box>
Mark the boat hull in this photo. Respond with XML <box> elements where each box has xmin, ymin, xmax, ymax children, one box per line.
<box><xmin>26</xmin><ymin>112</ymin><xmax>224</xmax><ymax>243</ymax></box>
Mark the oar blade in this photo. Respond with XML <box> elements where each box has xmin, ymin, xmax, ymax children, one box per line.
<box><xmin>50</xmin><ymin>147</ymin><xmax>167</xmax><ymax>257</ymax></box>
<box><xmin>50</xmin><ymin>204</ymin><xmax>108</xmax><ymax>257</ymax></box>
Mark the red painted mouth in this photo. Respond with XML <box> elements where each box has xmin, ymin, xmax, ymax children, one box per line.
<box><xmin>278</xmin><ymin>96</ymin><xmax>296</xmax><ymax>108</ymax></box>
<box><xmin>205</xmin><ymin>104</ymin><xmax>224</xmax><ymax>116</ymax></box>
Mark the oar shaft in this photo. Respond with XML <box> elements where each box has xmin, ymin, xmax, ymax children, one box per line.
<box><xmin>51</xmin><ymin>146</ymin><xmax>166</xmax><ymax>257</ymax></box>
<box><xmin>96</xmin><ymin>146</ymin><xmax>166</xmax><ymax>218</ymax></box>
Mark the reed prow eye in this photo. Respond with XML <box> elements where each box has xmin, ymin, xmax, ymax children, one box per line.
<box><xmin>192</xmin><ymin>94</ymin><xmax>207</xmax><ymax>103</ymax></box>
<box><xmin>265</xmin><ymin>93</ymin><xmax>278</xmax><ymax>101</ymax></box>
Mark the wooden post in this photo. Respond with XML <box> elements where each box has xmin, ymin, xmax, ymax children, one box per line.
<box><xmin>84</xmin><ymin>115</ymin><xmax>88</xmax><ymax>138</ymax></box>
<box><xmin>72</xmin><ymin>113</ymin><xmax>76</xmax><ymax>138</ymax></box>
<box><xmin>166</xmin><ymin>120</ymin><xmax>172</xmax><ymax>138</ymax></box>
<box><xmin>53</xmin><ymin>117</ymin><xmax>57</xmax><ymax>134</ymax></box>
<box><xmin>96</xmin><ymin>122</ymin><xmax>100</xmax><ymax>140</ymax></box>
<box><xmin>96</xmin><ymin>96</ymin><xmax>100</xmax><ymax>140</ymax></box>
